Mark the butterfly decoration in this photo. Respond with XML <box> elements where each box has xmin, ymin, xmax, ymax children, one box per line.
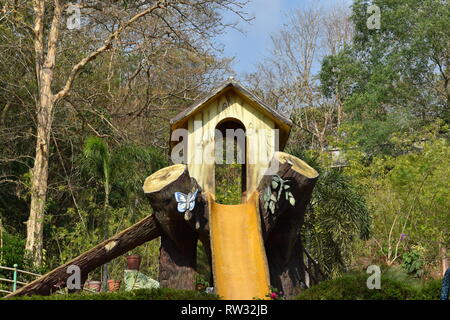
<box><xmin>174</xmin><ymin>189</ymin><xmax>199</xmax><ymax>221</ymax></box>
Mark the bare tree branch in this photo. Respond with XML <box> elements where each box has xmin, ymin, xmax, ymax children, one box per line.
<box><xmin>53</xmin><ymin>0</ymin><xmax>166</xmax><ymax>103</ymax></box>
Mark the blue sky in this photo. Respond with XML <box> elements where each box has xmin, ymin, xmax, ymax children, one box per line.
<box><xmin>215</xmin><ymin>0</ymin><xmax>353</xmax><ymax>76</ymax></box>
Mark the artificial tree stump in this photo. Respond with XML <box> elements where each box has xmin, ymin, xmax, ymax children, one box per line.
<box><xmin>257</xmin><ymin>151</ymin><xmax>319</xmax><ymax>298</ymax></box>
<box><xmin>143</xmin><ymin>164</ymin><xmax>207</xmax><ymax>290</ymax></box>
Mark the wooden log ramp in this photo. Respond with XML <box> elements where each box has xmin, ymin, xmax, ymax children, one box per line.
<box><xmin>5</xmin><ymin>215</ymin><xmax>161</xmax><ymax>297</ymax></box>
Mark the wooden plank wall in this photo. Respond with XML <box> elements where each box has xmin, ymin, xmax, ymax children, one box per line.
<box><xmin>187</xmin><ymin>90</ymin><xmax>275</xmax><ymax>199</ymax></box>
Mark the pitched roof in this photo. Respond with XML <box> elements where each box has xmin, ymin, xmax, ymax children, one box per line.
<box><xmin>170</xmin><ymin>78</ymin><xmax>293</xmax><ymax>128</ymax></box>
<box><xmin>169</xmin><ymin>78</ymin><xmax>293</xmax><ymax>150</ymax></box>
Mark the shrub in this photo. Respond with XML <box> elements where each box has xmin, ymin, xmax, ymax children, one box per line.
<box><xmin>416</xmin><ymin>279</ymin><xmax>442</xmax><ymax>300</ymax></box>
<box><xmin>0</xmin><ymin>231</ymin><xmax>26</xmax><ymax>268</ymax></box>
<box><xmin>6</xmin><ymin>288</ymin><xmax>219</xmax><ymax>300</ymax></box>
<box><xmin>295</xmin><ymin>270</ymin><xmax>441</xmax><ymax>300</ymax></box>
<box><xmin>401</xmin><ymin>250</ymin><xmax>425</xmax><ymax>277</ymax></box>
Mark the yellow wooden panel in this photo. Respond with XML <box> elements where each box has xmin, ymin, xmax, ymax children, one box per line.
<box><xmin>201</xmin><ymin>99</ymin><xmax>217</xmax><ymax>193</ymax></box>
<box><xmin>186</xmin><ymin>91</ymin><xmax>275</xmax><ymax>197</ymax></box>
<box><xmin>187</xmin><ymin>113</ymin><xmax>204</xmax><ymax>189</ymax></box>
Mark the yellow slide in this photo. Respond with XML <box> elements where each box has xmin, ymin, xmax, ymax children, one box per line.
<box><xmin>208</xmin><ymin>192</ymin><xmax>270</xmax><ymax>300</ymax></box>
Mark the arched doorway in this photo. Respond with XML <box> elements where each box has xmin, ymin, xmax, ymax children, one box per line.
<box><xmin>214</xmin><ymin>118</ymin><xmax>246</xmax><ymax>204</ymax></box>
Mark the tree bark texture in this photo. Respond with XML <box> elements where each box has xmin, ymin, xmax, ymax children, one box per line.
<box><xmin>143</xmin><ymin>164</ymin><xmax>209</xmax><ymax>290</ymax></box>
<box><xmin>257</xmin><ymin>152</ymin><xmax>319</xmax><ymax>299</ymax></box>
<box><xmin>26</xmin><ymin>0</ymin><xmax>63</xmax><ymax>266</ymax></box>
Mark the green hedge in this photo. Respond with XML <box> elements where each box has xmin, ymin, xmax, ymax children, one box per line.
<box><xmin>6</xmin><ymin>270</ymin><xmax>442</xmax><ymax>300</ymax></box>
<box><xmin>6</xmin><ymin>288</ymin><xmax>219</xmax><ymax>300</ymax></box>
<box><xmin>295</xmin><ymin>270</ymin><xmax>442</xmax><ymax>300</ymax></box>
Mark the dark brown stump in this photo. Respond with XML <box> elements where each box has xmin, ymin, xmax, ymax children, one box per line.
<box><xmin>257</xmin><ymin>152</ymin><xmax>319</xmax><ymax>299</ymax></box>
<box><xmin>143</xmin><ymin>164</ymin><xmax>208</xmax><ymax>290</ymax></box>
<box><xmin>158</xmin><ymin>233</ymin><xmax>198</xmax><ymax>289</ymax></box>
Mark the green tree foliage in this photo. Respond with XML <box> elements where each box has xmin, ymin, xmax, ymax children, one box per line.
<box><xmin>48</xmin><ymin>137</ymin><xmax>167</xmax><ymax>280</ymax></box>
<box><xmin>347</xmin><ymin>136</ymin><xmax>450</xmax><ymax>270</ymax></box>
<box><xmin>314</xmin><ymin>0</ymin><xmax>449</xmax><ymax>277</ymax></box>
<box><xmin>320</xmin><ymin>0</ymin><xmax>450</xmax><ymax>155</ymax></box>
<box><xmin>288</xmin><ymin>148</ymin><xmax>371</xmax><ymax>278</ymax></box>
<box><xmin>214</xmin><ymin>163</ymin><xmax>243</xmax><ymax>205</ymax></box>
<box><xmin>0</xmin><ymin>231</ymin><xmax>25</xmax><ymax>269</ymax></box>
<box><xmin>296</xmin><ymin>267</ymin><xmax>442</xmax><ymax>300</ymax></box>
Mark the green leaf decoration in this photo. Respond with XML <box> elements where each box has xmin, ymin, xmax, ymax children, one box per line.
<box><xmin>289</xmin><ymin>196</ymin><xmax>296</xmax><ymax>206</ymax></box>
<box><xmin>269</xmin><ymin>202</ymin><xmax>276</xmax><ymax>214</ymax></box>
<box><xmin>266</xmin><ymin>175</ymin><xmax>295</xmax><ymax>215</ymax></box>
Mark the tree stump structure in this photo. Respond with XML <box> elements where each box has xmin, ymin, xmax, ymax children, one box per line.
<box><xmin>257</xmin><ymin>152</ymin><xmax>319</xmax><ymax>298</ymax></box>
<box><xmin>143</xmin><ymin>164</ymin><xmax>208</xmax><ymax>290</ymax></box>
<box><xmin>5</xmin><ymin>153</ymin><xmax>319</xmax><ymax>299</ymax></box>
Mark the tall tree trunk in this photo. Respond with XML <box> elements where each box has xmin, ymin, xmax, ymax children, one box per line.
<box><xmin>25</xmin><ymin>0</ymin><xmax>63</xmax><ymax>267</ymax></box>
<box><xmin>26</xmin><ymin>80</ymin><xmax>54</xmax><ymax>266</ymax></box>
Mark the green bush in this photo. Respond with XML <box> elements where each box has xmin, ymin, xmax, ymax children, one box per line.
<box><xmin>0</xmin><ymin>231</ymin><xmax>26</xmax><ymax>268</ymax></box>
<box><xmin>401</xmin><ymin>250</ymin><xmax>425</xmax><ymax>277</ymax></box>
<box><xmin>416</xmin><ymin>279</ymin><xmax>442</xmax><ymax>300</ymax></box>
<box><xmin>6</xmin><ymin>288</ymin><xmax>219</xmax><ymax>300</ymax></box>
<box><xmin>215</xmin><ymin>163</ymin><xmax>242</xmax><ymax>205</ymax></box>
<box><xmin>295</xmin><ymin>270</ymin><xmax>441</xmax><ymax>300</ymax></box>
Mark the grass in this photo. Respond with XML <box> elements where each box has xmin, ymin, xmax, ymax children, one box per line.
<box><xmin>4</xmin><ymin>268</ymin><xmax>443</xmax><ymax>300</ymax></box>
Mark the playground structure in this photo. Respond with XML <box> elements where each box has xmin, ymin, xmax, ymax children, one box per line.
<box><xmin>5</xmin><ymin>79</ymin><xmax>320</xmax><ymax>299</ymax></box>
